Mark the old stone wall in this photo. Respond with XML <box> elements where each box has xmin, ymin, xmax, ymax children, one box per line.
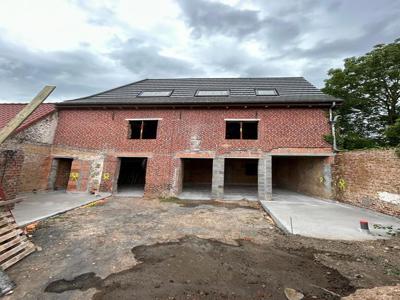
<box><xmin>334</xmin><ymin>149</ymin><xmax>400</xmax><ymax>217</ymax></box>
<box><xmin>0</xmin><ymin>112</ymin><xmax>58</xmax><ymax>194</ymax></box>
<box><xmin>5</xmin><ymin>113</ymin><xmax>58</xmax><ymax>145</ymax></box>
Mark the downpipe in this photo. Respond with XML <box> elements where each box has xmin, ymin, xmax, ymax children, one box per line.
<box><xmin>329</xmin><ymin>102</ymin><xmax>339</xmax><ymax>152</ymax></box>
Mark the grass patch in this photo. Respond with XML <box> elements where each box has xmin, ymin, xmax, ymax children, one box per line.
<box><xmin>159</xmin><ymin>196</ymin><xmax>182</xmax><ymax>204</ymax></box>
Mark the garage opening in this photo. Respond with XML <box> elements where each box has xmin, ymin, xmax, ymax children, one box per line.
<box><xmin>179</xmin><ymin>158</ymin><xmax>213</xmax><ymax>200</ymax></box>
<box><xmin>224</xmin><ymin>158</ymin><xmax>258</xmax><ymax>200</ymax></box>
<box><xmin>53</xmin><ymin>158</ymin><xmax>73</xmax><ymax>190</ymax></box>
<box><xmin>272</xmin><ymin>156</ymin><xmax>329</xmax><ymax>198</ymax></box>
<box><xmin>117</xmin><ymin>157</ymin><xmax>147</xmax><ymax>196</ymax></box>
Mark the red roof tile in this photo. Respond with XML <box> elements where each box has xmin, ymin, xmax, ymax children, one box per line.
<box><xmin>0</xmin><ymin>103</ymin><xmax>56</xmax><ymax>133</ymax></box>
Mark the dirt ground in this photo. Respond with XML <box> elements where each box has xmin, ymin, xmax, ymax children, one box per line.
<box><xmin>5</xmin><ymin>196</ymin><xmax>400</xmax><ymax>300</ymax></box>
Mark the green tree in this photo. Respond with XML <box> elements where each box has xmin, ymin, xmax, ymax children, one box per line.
<box><xmin>385</xmin><ymin>117</ymin><xmax>400</xmax><ymax>146</ymax></box>
<box><xmin>322</xmin><ymin>38</ymin><xmax>400</xmax><ymax>149</ymax></box>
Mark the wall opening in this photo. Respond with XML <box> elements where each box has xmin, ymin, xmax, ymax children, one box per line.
<box><xmin>129</xmin><ymin>120</ymin><xmax>158</xmax><ymax>139</ymax></box>
<box><xmin>224</xmin><ymin>158</ymin><xmax>258</xmax><ymax>200</ymax></box>
<box><xmin>225</xmin><ymin>121</ymin><xmax>258</xmax><ymax>140</ymax></box>
<box><xmin>117</xmin><ymin>157</ymin><xmax>147</xmax><ymax>196</ymax></box>
<box><xmin>272</xmin><ymin>156</ymin><xmax>330</xmax><ymax>198</ymax></box>
<box><xmin>179</xmin><ymin>158</ymin><xmax>213</xmax><ymax>199</ymax></box>
<box><xmin>53</xmin><ymin>158</ymin><xmax>73</xmax><ymax>190</ymax></box>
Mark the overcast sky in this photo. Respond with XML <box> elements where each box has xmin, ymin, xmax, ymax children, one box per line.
<box><xmin>0</xmin><ymin>0</ymin><xmax>399</xmax><ymax>102</ymax></box>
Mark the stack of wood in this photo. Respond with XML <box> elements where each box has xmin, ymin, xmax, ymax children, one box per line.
<box><xmin>0</xmin><ymin>194</ymin><xmax>35</xmax><ymax>270</ymax></box>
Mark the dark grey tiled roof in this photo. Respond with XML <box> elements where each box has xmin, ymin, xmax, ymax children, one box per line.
<box><xmin>58</xmin><ymin>77</ymin><xmax>341</xmax><ymax>106</ymax></box>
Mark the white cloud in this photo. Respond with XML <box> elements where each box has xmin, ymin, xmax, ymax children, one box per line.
<box><xmin>0</xmin><ymin>0</ymin><xmax>399</xmax><ymax>102</ymax></box>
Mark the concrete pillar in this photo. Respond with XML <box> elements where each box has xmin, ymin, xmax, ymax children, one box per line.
<box><xmin>47</xmin><ymin>158</ymin><xmax>59</xmax><ymax>190</ymax></box>
<box><xmin>258</xmin><ymin>155</ymin><xmax>272</xmax><ymax>201</ymax></box>
<box><xmin>211</xmin><ymin>157</ymin><xmax>224</xmax><ymax>199</ymax></box>
<box><xmin>323</xmin><ymin>158</ymin><xmax>333</xmax><ymax>198</ymax></box>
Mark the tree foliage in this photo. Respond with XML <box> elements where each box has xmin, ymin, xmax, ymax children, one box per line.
<box><xmin>322</xmin><ymin>38</ymin><xmax>400</xmax><ymax>149</ymax></box>
<box><xmin>385</xmin><ymin>117</ymin><xmax>400</xmax><ymax>146</ymax></box>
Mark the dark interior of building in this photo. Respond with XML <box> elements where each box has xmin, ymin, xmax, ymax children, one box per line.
<box><xmin>117</xmin><ymin>157</ymin><xmax>147</xmax><ymax>193</ymax></box>
<box><xmin>272</xmin><ymin>156</ymin><xmax>328</xmax><ymax>198</ymax></box>
<box><xmin>54</xmin><ymin>158</ymin><xmax>73</xmax><ymax>190</ymax></box>
<box><xmin>224</xmin><ymin>158</ymin><xmax>258</xmax><ymax>199</ymax></box>
<box><xmin>181</xmin><ymin>158</ymin><xmax>213</xmax><ymax>192</ymax></box>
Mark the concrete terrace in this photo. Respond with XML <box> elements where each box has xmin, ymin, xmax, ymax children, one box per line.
<box><xmin>12</xmin><ymin>191</ymin><xmax>111</xmax><ymax>226</ymax></box>
<box><xmin>261</xmin><ymin>189</ymin><xmax>400</xmax><ymax>240</ymax></box>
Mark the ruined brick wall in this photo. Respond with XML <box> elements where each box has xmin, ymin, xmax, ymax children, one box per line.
<box><xmin>54</xmin><ymin>107</ymin><xmax>332</xmax><ymax>195</ymax></box>
<box><xmin>0</xmin><ymin>112</ymin><xmax>58</xmax><ymax>194</ymax></box>
<box><xmin>0</xmin><ymin>149</ymin><xmax>24</xmax><ymax>200</ymax></box>
<box><xmin>334</xmin><ymin>149</ymin><xmax>400</xmax><ymax>216</ymax></box>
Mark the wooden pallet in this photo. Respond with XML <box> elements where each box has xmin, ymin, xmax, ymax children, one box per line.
<box><xmin>0</xmin><ymin>209</ymin><xmax>35</xmax><ymax>270</ymax></box>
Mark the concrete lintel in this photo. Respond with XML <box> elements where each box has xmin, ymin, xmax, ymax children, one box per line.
<box><xmin>176</xmin><ymin>152</ymin><xmax>215</xmax><ymax>159</ymax></box>
<box><xmin>221</xmin><ymin>153</ymin><xmax>263</xmax><ymax>159</ymax></box>
<box><xmin>113</xmin><ymin>152</ymin><xmax>153</xmax><ymax>158</ymax></box>
<box><xmin>125</xmin><ymin>118</ymin><xmax>163</xmax><ymax>121</ymax></box>
<box><xmin>269</xmin><ymin>152</ymin><xmax>335</xmax><ymax>157</ymax></box>
<box><xmin>52</xmin><ymin>155</ymin><xmax>75</xmax><ymax>159</ymax></box>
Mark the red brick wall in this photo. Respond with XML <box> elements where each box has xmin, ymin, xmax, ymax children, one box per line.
<box><xmin>66</xmin><ymin>159</ymin><xmax>91</xmax><ymax>192</ymax></box>
<box><xmin>54</xmin><ymin>107</ymin><xmax>332</xmax><ymax>195</ymax></box>
<box><xmin>0</xmin><ymin>150</ymin><xmax>24</xmax><ymax>200</ymax></box>
<box><xmin>18</xmin><ymin>144</ymin><xmax>52</xmax><ymax>193</ymax></box>
<box><xmin>334</xmin><ymin>149</ymin><xmax>400</xmax><ymax>216</ymax></box>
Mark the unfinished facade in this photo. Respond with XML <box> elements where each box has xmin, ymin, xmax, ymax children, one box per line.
<box><xmin>0</xmin><ymin>104</ymin><xmax>57</xmax><ymax>199</ymax></box>
<box><xmin>51</xmin><ymin>78</ymin><xmax>340</xmax><ymax>200</ymax></box>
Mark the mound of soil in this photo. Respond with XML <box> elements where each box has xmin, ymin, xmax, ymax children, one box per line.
<box><xmin>46</xmin><ymin>236</ymin><xmax>354</xmax><ymax>299</ymax></box>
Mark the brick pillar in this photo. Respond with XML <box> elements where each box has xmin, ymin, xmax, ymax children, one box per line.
<box><xmin>211</xmin><ymin>157</ymin><xmax>224</xmax><ymax>199</ymax></box>
<box><xmin>99</xmin><ymin>155</ymin><xmax>119</xmax><ymax>193</ymax></box>
<box><xmin>0</xmin><ymin>149</ymin><xmax>24</xmax><ymax>201</ymax></box>
<box><xmin>258</xmin><ymin>155</ymin><xmax>272</xmax><ymax>201</ymax></box>
<box><xmin>67</xmin><ymin>159</ymin><xmax>81</xmax><ymax>192</ymax></box>
<box><xmin>171</xmin><ymin>158</ymin><xmax>183</xmax><ymax>196</ymax></box>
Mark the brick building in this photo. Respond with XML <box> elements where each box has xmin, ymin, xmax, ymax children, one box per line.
<box><xmin>51</xmin><ymin>77</ymin><xmax>341</xmax><ymax>201</ymax></box>
<box><xmin>0</xmin><ymin>104</ymin><xmax>57</xmax><ymax>199</ymax></box>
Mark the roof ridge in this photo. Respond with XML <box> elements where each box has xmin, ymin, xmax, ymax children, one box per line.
<box><xmin>0</xmin><ymin>103</ymin><xmax>55</xmax><ymax>105</ymax></box>
<box><xmin>145</xmin><ymin>76</ymin><xmax>306</xmax><ymax>80</ymax></box>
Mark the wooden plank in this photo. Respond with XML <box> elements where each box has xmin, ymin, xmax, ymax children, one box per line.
<box><xmin>0</xmin><ymin>211</ymin><xmax>12</xmax><ymax>218</ymax></box>
<box><xmin>0</xmin><ymin>223</ymin><xmax>18</xmax><ymax>235</ymax></box>
<box><xmin>0</xmin><ymin>198</ymin><xmax>25</xmax><ymax>207</ymax></box>
<box><xmin>1</xmin><ymin>245</ymin><xmax>35</xmax><ymax>270</ymax></box>
<box><xmin>0</xmin><ymin>229</ymin><xmax>23</xmax><ymax>243</ymax></box>
<box><xmin>0</xmin><ymin>242</ymin><xmax>29</xmax><ymax>263</ymax></box>
<box><xmin>0</xmin><ymin>235</ymin><xmax>27</xmax><ymax>252</ymax></box>
<box><xmin>0</xmin><ymin>217</ymin><xmax>15</xmax><ymax>227</ymax></box>
<box><xmin>0</xmin><ymin>85</ymin><xmax>55</xmax><ymax>144</ymax></box>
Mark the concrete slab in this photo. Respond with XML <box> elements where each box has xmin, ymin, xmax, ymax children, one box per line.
<box><xmin>261</xmin><ymin>189</ymin><xmax>400</xmax><ymax>240</ymax></box>
<box><xmin>179</xmin><ymin>186</ymin><xmax>212</xmax><ymax>200</ymax></box>
<box><xmin>224</xmin><ymin>186</ymin><xmax>258</xmax><ymax>201</ymax></box>
<box><xmin>116</xmin><ymin>186</ymin><xmax>144</xmax><ymax>197</ymax></box>
<box><xmin>12</xmin><ymin>191</ymin><xmax>111</xmax><ymax>226</ymax></box>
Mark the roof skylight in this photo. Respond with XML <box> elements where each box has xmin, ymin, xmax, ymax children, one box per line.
<box><xmin>255</xmin><ymin>89</ymin><xmax>278</xmax><ymax>96</ymax></box>
<box><xmin>138</xmin><ymin>91</ymin><xmax>173</xmax><ymax>97</ymax></box>
<box><xmin>195</xmin><ymin>90</ymin><xmax>229</xmax><ymax>97</ymax></box>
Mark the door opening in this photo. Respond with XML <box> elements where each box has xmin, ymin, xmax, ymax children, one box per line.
<box><xmin>117</xmin><ymin>157</ymin><xmax>147</xmax><ymax>196</ymax></box>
